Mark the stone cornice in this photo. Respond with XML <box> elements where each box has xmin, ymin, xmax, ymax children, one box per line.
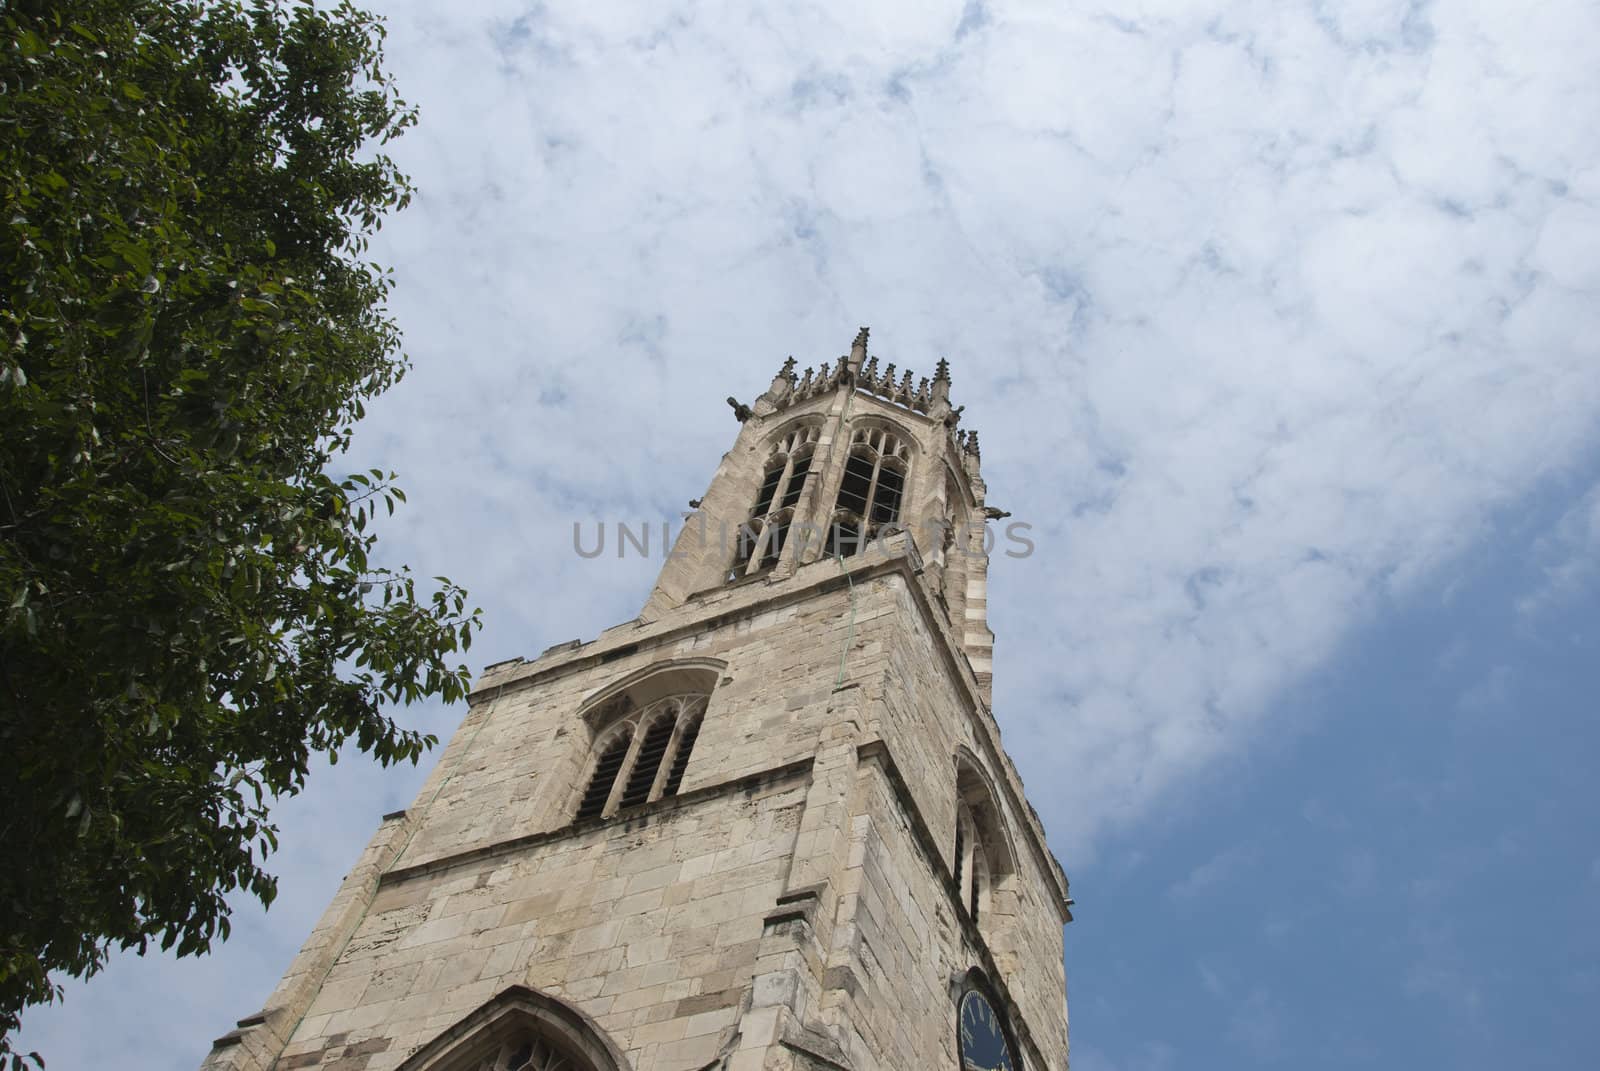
<box><xmin>381</xmin><ymin>758</ymin><xmax>817</xmax><ymax>887</ymax></box>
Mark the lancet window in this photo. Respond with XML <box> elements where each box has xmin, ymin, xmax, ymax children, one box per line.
<box><xmin>955</xmin><ymin>802</ymin><xmax>989</xmax><ymax>922</ymax></box>
<box><xmin>399</xmin><ymin>983</ymin><xmax>628</xmax><ymax>1071</ymax></box>
<box><xmin>953</xmin><ymin>755</ymin><xmax>1013</xmax><ymax>928</ymax></box>
<box><xmin>574</xmin><ymin>693</ymin><xmax>708</xmax><ymax>821</ymax></box>
<box><xmin>476</xmin><ymin>1034</ymin><xmax>593</xmax><ymax>1071</ymax></box>
<box><xmin>826</xmin><ymin>424</ymin><xmax>910</xmax><ymax>558</ymax></box>
<box><xmin>729</xmin><ymin>423</ymin><xmax>820</xmax><ymax>580</ymax></box>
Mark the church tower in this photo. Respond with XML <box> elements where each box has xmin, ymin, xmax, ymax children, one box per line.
<box><xmin>201</xmin><ymin>329</ymin><xmax>1073</xmax><ymax>1071</ymax></box>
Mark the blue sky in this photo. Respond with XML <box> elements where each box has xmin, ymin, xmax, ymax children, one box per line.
<box><xmin>1069</xmin><ymin>463</ymin><xmax>1600</xmax><ymax>1070</ymax></box>
<box><xmin>15</xmin><ymin>1</ymin><xmax>1600</xmax><ymax>1067</ymax></box>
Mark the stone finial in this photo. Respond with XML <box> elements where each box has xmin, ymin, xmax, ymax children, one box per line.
<box><xmin>929</xmin><ymin>357</ymin><xmax>953</xmax><ymax>419</ymax></box>
<box><xmin>847</xmin><ymin>326</ymin><xmax>870</xmax><ymax>375</ymax></box>
<box><xmin>962</xmin><ymin>429</ymin><xmax>983</xmax><ymax>479</ymax></box>
<box><xmin>756</xmin><ymin>356</ymin><xmax>798</xmax><ymax>414</ymax></box>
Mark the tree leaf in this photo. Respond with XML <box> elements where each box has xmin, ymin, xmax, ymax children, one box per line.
<box><xmin>0</xmin><ymin>1</ymin><xmax>480</xmax><ymax>1057</ymax></box>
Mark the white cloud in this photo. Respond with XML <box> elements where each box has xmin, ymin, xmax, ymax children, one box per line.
<box><xmin>1167</xmin><ymin>843</ymin><xmax>1257</xmax><ymax>902</ymax></box>
<box><xmin>17</xmin><ymin>0</ymin><xmax>1600</xmax><ymax>1063</ymax></box>
<box><xmin>1517</xmin><ymin>482</ymin><xmax>1600</xmax><ymax>620</ymax></box>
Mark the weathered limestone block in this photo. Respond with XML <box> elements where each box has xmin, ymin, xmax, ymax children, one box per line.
<box><xmin>201</xmin><ymin>340</ymin><xmax>1070</xmax><ymax>1071</ymax></box>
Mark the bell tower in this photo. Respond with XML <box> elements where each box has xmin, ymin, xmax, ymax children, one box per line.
<box><xmin>200</xmin><ymin>329</ymin><xmax>1073</xmax><ymax>1071</ymax></box>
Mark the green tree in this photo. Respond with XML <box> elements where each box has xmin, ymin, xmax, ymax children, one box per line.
<box><xmin>0</xmin><ymin>0</ymin><xmax>479</xmax><ymax>1057</ymax></box>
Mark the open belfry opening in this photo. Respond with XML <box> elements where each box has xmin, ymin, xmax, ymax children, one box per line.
<box><xmin>202</xmin><ymin>329</ymin><xmax>1073</xmax><ymax>1071</ymax></box>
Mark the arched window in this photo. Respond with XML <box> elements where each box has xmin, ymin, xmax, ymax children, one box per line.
<box><xmin>942</xmin><ymin>467</ymin><xmax>967</xmax><ymax>557</ymax></box>
<box><xmin>953</xmin><ymin>753</ymin><xmax>1014</xmax><ymax>927</ymax></box>
<box><xmin>574</xmin><ymin>693</ymin><xmax>708</xmax><ymax>822</ymax></box>
<box><xmin>491</xmin><ymin>1034</ymin><xmax>586</xmax><ymax>1070</ymax></box>
<box><xmin>573</xmin><ymin>730</ymin><xmax>630</xmax><ymax>821</ymax></box>
<box><xmin>826</xmin><ymin>423</ymin><xmax>910</xmax><ymax>558</ymax></box>
<box><xmin>955</xmin><ymin>801</ymin><xmax>984</xmax><ymax>921</ymax></box>
<box><xmin>398</xmin><ymin>985</ymin><xmax>627</xmax><ymax>1071</ymax></box>
<box><xmin>729</xmin><ymin>423</ymin><xmax>820</xmax><ymax>580</ymax></box>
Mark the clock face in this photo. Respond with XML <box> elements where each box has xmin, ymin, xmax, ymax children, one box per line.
<box><xmin>958</xmin><ymin>989</ymin><xmax>1018</xmax><ymax>1071</ymax></box>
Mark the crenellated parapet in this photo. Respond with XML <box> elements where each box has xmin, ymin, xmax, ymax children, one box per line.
<box><xmin>755</xmin><ymin>327</ymin><xmax>982</xmax><ymax>472</ymax></box>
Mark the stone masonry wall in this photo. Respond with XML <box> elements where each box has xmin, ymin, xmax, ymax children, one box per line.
<box><xmin>271</xmin><ymin>769</ymin><xmax>809</xmax><ymax>1071</ymax></box>
<box><xmin>816</xmin><ymin>759</ymin><xmax>1067</xmax><ymax>1071</ymax></box>
<box><xmin>203</xmin><ymin>541</ymin><xmax>1068</xmax><ymax>1071</ymax></box>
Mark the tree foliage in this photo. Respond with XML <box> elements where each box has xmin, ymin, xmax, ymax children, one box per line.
<box><xmin>0</xmin><ymin>0</ymin><xmax>479</xmax><ymax>1056</ymax></box>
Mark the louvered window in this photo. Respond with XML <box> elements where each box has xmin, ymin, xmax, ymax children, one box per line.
<box><xmin>661</xmin><ymin>713</ymin><xmax>701</xmax><ymax>797</ymax></box>
<box><xmin>575</xmin><ymin>735</ymin><xmax>630</xmax><ymax>820</ymax></box>
<box><xmin>953</xmin><ymin>814</ymin><xmax>966</xmax><ymax>892</ymax></box>
<box><xmin>729</xmin><ymin>424</ymin><xmax>820</xmax><ymax>580</ymax></box>
<box><xmin>823</xmin><ymin>516</ymin><xmax>861</xmax><ymax>559</ymax></box>
<box><xmin>574</xmin><ymin>693</ymin><xmax>710</xmax><ymax>822</ymax></box>
<box><xmin>953</xmin><ymin>762</ymin><xmax>1010</xmax><ymax>930</ymax></box>
<box><xmin>759</xmin><ymin>516</ymin><xmax>789</xmax><ymax>569</ymax></box>
<box><xmin>779</xmin><ymin>451</ymin><xmax>811</xmax><ymax>508</ymax></box>
<box><xmin>617</xmin><ymin>716</ymin><xmax>675</xmax><ymax>809</ymax></box>
<box><xmin>828</xmin><ymin>424</ymin><xmax>910</xmax><ymax>559</ymax></box>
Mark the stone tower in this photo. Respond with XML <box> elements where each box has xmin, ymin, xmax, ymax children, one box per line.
<box><xmin>201</xmin><ymin>329</ymin><xmax>1073</xmax><ymax>1071</ymax></box>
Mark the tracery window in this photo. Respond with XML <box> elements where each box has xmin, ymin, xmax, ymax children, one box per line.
<box><xmin>574</xmin><ymin>693</ymin><xmax>708</xmax><ymax>821</ymax></box>
<box><xmin>729</xmin><ymin>423</ymin><xmax>820</xmax><ymax>580</ymax></box>
<box><xmin>826</xmin><ymin>424</ymin><xmax>910</xmax><ymax>558</ymax></box>
<box><xmin>477</xmin><ymin>1033</ymin><xmax>591</xmax><ymax>1071</ymax></box>
<box><xmin>397</xmin><ymin>984</ymin><xmax>625</xmax><ymax>1071</ymax></box>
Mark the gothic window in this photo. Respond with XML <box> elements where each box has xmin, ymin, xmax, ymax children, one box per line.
<box><xmin>953</xmin><ymin>754</ymin><xmax>1013</xmax><ymax>928</ymax></box>
<box><xmin>574</xmin><ymin>693</ymin><xmax>708</xmax><ymax>821</ymax></box>
<box><xmin>486</xmin><ymin>1034</ymin><xmax>588</xmax><ymax>1070</ymax></box>
<box><xmin>955</xmin><ymin>801</ymin><xmax>986</xmax><ymax>921</ymax></box>
<box><xmin>953</xmin><ymin>811</ymin><xmax>966</xmax><ymax>892</ymax></box>
<box><xmin>616</xmin><ymin>710</ymin><xmax>676</xmax><ymax>809</ymax></box>
<box><xmin>729</xmin><ymin>423</ymin><xmax>820</xmax><ymax>580</ymax></box>
<box><xmin>942</xmin><ymin>468</ymin><xmax>965</xmax><ymax>557</ymax></box>
<box><xmin>573</xmin><ymin>730</ymin><xmax>630</xmax><ymax>821</ymax></box>
<box><xmin>826</xmin><ymin>424</ymin><xmax>910</xmax><ymax>558</ymax></box>
<box><xmin>397</xmin><ymin>985</ymin><xmax>626</xmax><ymax>1071</ymax></box>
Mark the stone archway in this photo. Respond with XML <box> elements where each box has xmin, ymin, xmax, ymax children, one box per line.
<box><xmin>398</xmin><ymin>986</ymin><xmax>630</xmax><ymax>1071</ymax></box>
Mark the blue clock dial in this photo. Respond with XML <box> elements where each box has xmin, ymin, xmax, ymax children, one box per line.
<box><xmin>958</xmin><ymin>989</ymin><xmax>1018</xmax><ymax>1071</ymax></box>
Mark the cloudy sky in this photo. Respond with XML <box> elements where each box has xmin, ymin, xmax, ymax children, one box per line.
<box><xmin>18</xmin><ymin>1</ymin><xmax>1600</xmax><ymax>1067</ymax></box>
